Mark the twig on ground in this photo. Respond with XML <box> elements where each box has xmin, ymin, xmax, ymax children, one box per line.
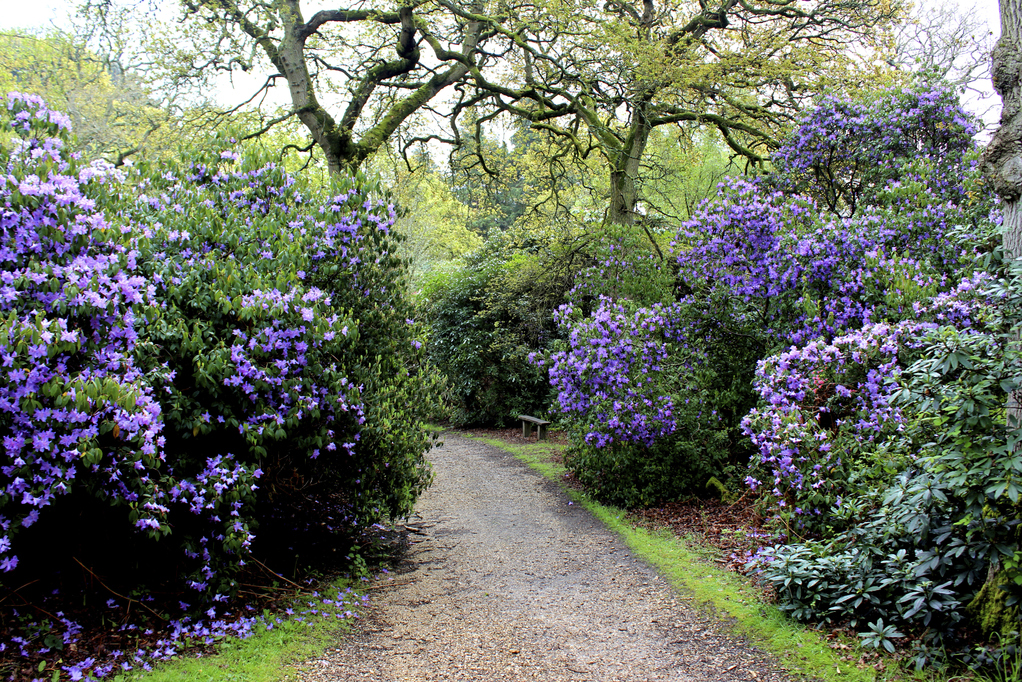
<box><xmin>0</xmin><ymin>579</ymin><xmax>39</xmax><ymax>606</ymax></box>
<box><xmin>251</xmin><ymin>557</ymin><xmax>306</xmax><ymax>591</ymax></box>
<box><xmin>72</xmin><ymin>557</ymin><xmax>167</xmax><ymax>622</ymax></box>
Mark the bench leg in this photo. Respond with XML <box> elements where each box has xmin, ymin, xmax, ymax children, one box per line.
<box><xmin>522</xmin><ymin>421</ymin><xmax>534</xmax><ymax>438</ymax></box>
<box><xmin>538</xmin><ymin>424</ymin><xmax>548</xmax><ymax>441</ymax></box>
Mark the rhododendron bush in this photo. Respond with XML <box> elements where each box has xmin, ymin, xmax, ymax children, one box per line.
<box><xmin>0</xmin><ymin>93</ymin><xmax>434</xmax><ymax>601</ymax></box>
<box><xmin>545</xmin><ymin>86</ymin><xmax>1000</xmax><ymax>507</ymax></box>
<box><xmin>544</xmin><ymin>295</ymin><xmax>731</xmax><ymax>506</ymax></box>
<box><xmin>543</xmin><ymin>85</ymin><xmax>1022</xmax><ymax>653</ymax></box>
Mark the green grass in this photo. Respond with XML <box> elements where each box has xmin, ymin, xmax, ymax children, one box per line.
<box><xmin>463</xmin><ymin>431</ymin><xmax>934</xmax><ymax>682</ymax></box>
<box><xmin>111</xmin><ymin>579</ymin><xmax>363</xmax><ymax>682</ymax></box>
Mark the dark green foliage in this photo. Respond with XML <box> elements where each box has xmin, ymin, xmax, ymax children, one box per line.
<box><xmin>683</xmin><ymin>296</ymin><xmax>766</xmax><ymax>474</ymax></box>
<box><xmin>753</xmin><ymin>472</ymin><xmax>972</xmax><ymax>627</ymax></box>
<box><xmin>419</xmin><ymin>242</ymin><xmax>569</xmax><ymax>426</ymax></box>
<box><xmin>566</xmin><ymin>425</ymin><xmax>730</xmax><ymax>508</ymax></box>
<box><xmin>120</xmin><ymin>147</ymin><xmax>437</xmax><ymax>592</ymax></box>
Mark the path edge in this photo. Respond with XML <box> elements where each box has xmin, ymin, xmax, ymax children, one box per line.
<box><xmin>457</xmin><ymin>431</ymin><xmax>902</xmax><ymax>682</ymax></box>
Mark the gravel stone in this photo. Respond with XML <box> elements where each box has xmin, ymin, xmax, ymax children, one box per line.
<box><xmin>294</xmin><ymin>433</ymin><xmax>800</xmax><ymax>681</ymax></box>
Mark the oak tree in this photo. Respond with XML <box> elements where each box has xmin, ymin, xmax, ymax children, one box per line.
<box><xmin>142</xmin><ymin>0</ymin><xmax>897</xmax><ymax>211</ymax></box>
<box><xmin>456</xmin><ymin>0</ymin><xmax>902</xmax><ymax>227</ymax></box>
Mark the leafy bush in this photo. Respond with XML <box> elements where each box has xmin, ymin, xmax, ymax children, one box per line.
<box><xmin>420</xmin><ymin>238</ymin><xmax>571</xmax><ymax>426</ymax></box>
<box><xmin>538</xmin><ymin>86</ymin><xmax>992</xmax><ymax>508</ymax></box>
<box><xmin>566</xmin><ymin>428</ymin><xmax>730</xmax><ymax>509</ymax></box>
<box><xmin>545</xmin><ymin>295</ymin><xmax>731</xmax><ymax>506</ymax></box>
<box><xmin>0</xmin><ymin>93</ymin><xmax>436</xmax><ymax>600</ymax></box>
<box><xmin>746</xmin><ymin>226</ymin><xmax>1018</xmax><ymax>663</ymax></box>
<box><xmin>751</xmin><ymin>471</ymin><xmax>977</xmax><ymax>653</ymax></box>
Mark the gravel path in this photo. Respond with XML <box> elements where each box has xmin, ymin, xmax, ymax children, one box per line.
<box><xmin>296</xmin><ymin>433</ymin><xmax>799</xmax><ymax>681</ymax></box>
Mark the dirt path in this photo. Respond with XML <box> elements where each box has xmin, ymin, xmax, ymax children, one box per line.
<box><xmin>296</xmin><ymin>433</ymin><xmax>797</xmax><ymax>682</ymax></box>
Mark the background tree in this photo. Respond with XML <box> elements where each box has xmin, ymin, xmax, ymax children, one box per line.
<box><xmin>460</xmin><ymin>0</ymin><xmax>902</xmax><ymax>228</ymax></box>
<box><xmin>447</xmin><ymin>115</ymin><xmax>530</xmax><ymax>237</ymax></box>
<box><xmin>164</xmin><ymin>0</ymin><xmax>497</xmax><ymax>174</ymax></box>
<box><xmin>0</xmin><ymin>30</ymin><xmax>172</xmax><ymax>162</ymax></box>
<box><xmin>882</xmin><ymin>0</ymin><xmax>994</xmax><ymax>96</ymax></box>
<box><xmin>371</xmin><ymin>147</ymin><xmax>483</xmax><ymax>287</ymax></box>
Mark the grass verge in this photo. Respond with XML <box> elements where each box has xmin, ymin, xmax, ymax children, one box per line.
<box><xmin>110</xmin><ymin>580</ymin><xmax>364</xmax><ymax>682</ymax></box>
<box><xmin>464</xmin><ymin>432</ymin><xmax>927</xmax><ymax>682</ymax></box>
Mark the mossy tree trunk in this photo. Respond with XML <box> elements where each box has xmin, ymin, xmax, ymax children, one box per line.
<box><xmin>983</xmin><ymin>0</ymin><xmax>1022</xmax><ymax>443</ymax></box>
<box><xmin>976</xmin><ymin>0</ymin><xmax>1022</xmax><ymax>639</ymax></box>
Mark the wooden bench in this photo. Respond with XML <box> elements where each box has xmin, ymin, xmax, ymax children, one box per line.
<box><xmin>517</xmin><ymin>415</ymin><xmax>550</xmax><ymax>441</ymax></box>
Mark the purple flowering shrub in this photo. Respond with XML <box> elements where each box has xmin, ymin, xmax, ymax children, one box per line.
<box><xmin>548</xmin><ymin>298</ymin><xmax>687</xmax><ymax>449</ymax></box>
<box><xmin>673</xmin><ymin>181</ymin><xmax>989</xmax><ymax>349</ymax></box>
<box><xmin>0</xmin><ymin>93</ymin><xmax>171</xmax><ymax>578</ymax></box>
<box><xmin>120</xmin><ymin>149</ymin><xmax>435</xmax><ymax>594</ymax></box>
<box><xmin>0</xmin><ymin>94</ymin><xmax>436</xmax><ymax>607</ymax></box>
<box><xmin>544</xmin><ymin>84</ymin><xmax>1000</xmax><ymax>517</ymax></box>
<box><xmin>772</xmin><ymin>86</ymin><xmax>976</xmax><ymax>220</ymax></box>
<box><xmin>546</xmin><ymin>296</ymin><xmax>729</xmax><ymax>505</ymax></box>
<box><xmin>742</xmin><ymin>322</ymin><xmax>925</xmax><ymax>534</ymax></box>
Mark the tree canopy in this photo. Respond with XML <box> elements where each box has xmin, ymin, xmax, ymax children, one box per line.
<box><xmin>132</xmin><ymin>2</ymin><xmax>898</xmax><ymax>208</ymax></box>
<box><xmin>0</xmin><ymin>30</ymin><xmax>171</xmax><ymax>162</ymax></box>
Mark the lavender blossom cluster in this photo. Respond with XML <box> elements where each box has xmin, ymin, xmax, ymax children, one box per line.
<box><xmin>544</xmin><ymin>298</ymin><xmax>698</xmax><ymax>448</ymax></box>
<box><xmin>0</xmin><ymin>93</ymin><xmax>169</xmax><ymax>576</ymax></box>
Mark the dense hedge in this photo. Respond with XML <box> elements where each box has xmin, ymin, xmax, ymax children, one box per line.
<box><xmin>0</xmin><ymin>93</ymin><xmax>436</xmax><ymax>600</ymax></box>
<box><xmin>419</xmin><ymin>239</ymin><xmax>573</xmax><ymax>426</ymax></box>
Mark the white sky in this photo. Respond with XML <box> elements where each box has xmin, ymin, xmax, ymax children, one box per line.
<box><xmin>2</xmin><ymin>0</ymin><xmax>69</xmax><ymax>32</ymax></box>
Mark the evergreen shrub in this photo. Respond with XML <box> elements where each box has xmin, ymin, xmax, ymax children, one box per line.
<box><xmin>0</xmin><ymin>93</ymin><xmax>436</xmax><ymax>601</ymax></box>
<box><xmin>419</xmin><ymin>240</ymin><xmax>569</xmax><ymax>426</ymax></box>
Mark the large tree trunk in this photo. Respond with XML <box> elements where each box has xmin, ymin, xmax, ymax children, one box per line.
<box><xmin>982</xmin><ymin>0</ymin><xmax>1022</xmax><ymax>432</ymax></box>
<box><xmin>983</xmin><ymin>0</ymin><xmax>1022</xmax><ymax>260</ymax></box>
<box><xmin>607</xmin><ymin>103</ymin><xmax>651</xmax><ymax>226</ymax></box>
<box><xmin>972</xmin><ymin>0</ymin><xmax>1022</xmax><ymax>641</ymax></box>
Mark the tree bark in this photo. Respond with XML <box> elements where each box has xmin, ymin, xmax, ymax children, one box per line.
<box><xmin>607</xmin><ymin>117</ymin><xmax>650</xmax><ymax>226</ymax></box>
<box><xmin>982</xmin><ymin>0</ymin><xmax>1022</xmax><ymax>427</ymax></box>
<box><xmin>206</xmin><ymin>0</ymin><xmax>482</xmax><ymax>175</ymax></box>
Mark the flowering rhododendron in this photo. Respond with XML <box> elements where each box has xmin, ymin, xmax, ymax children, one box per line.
<box><xmin>0</xmin><ymin>92</ymin><xmax>169</xmax><ymax>576</ymax></box>
<box><xmin>741</xmin><ymin>322</ymin><xmax>925</xmax><ymax>527</ymax></box>
<box><xmin>541</xmin><ymin>85</ymin><xmax>998</xmax><ymax>509</ymax></box>
<box><xmin>0</xmin><ymin>93</ymin><xmax>435</xmax><ymax>607</ymax></box>
<box><xmin>546</xmin><ymin>297</ymin><xmax>695</xmax><ymax>448</ymax></box>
